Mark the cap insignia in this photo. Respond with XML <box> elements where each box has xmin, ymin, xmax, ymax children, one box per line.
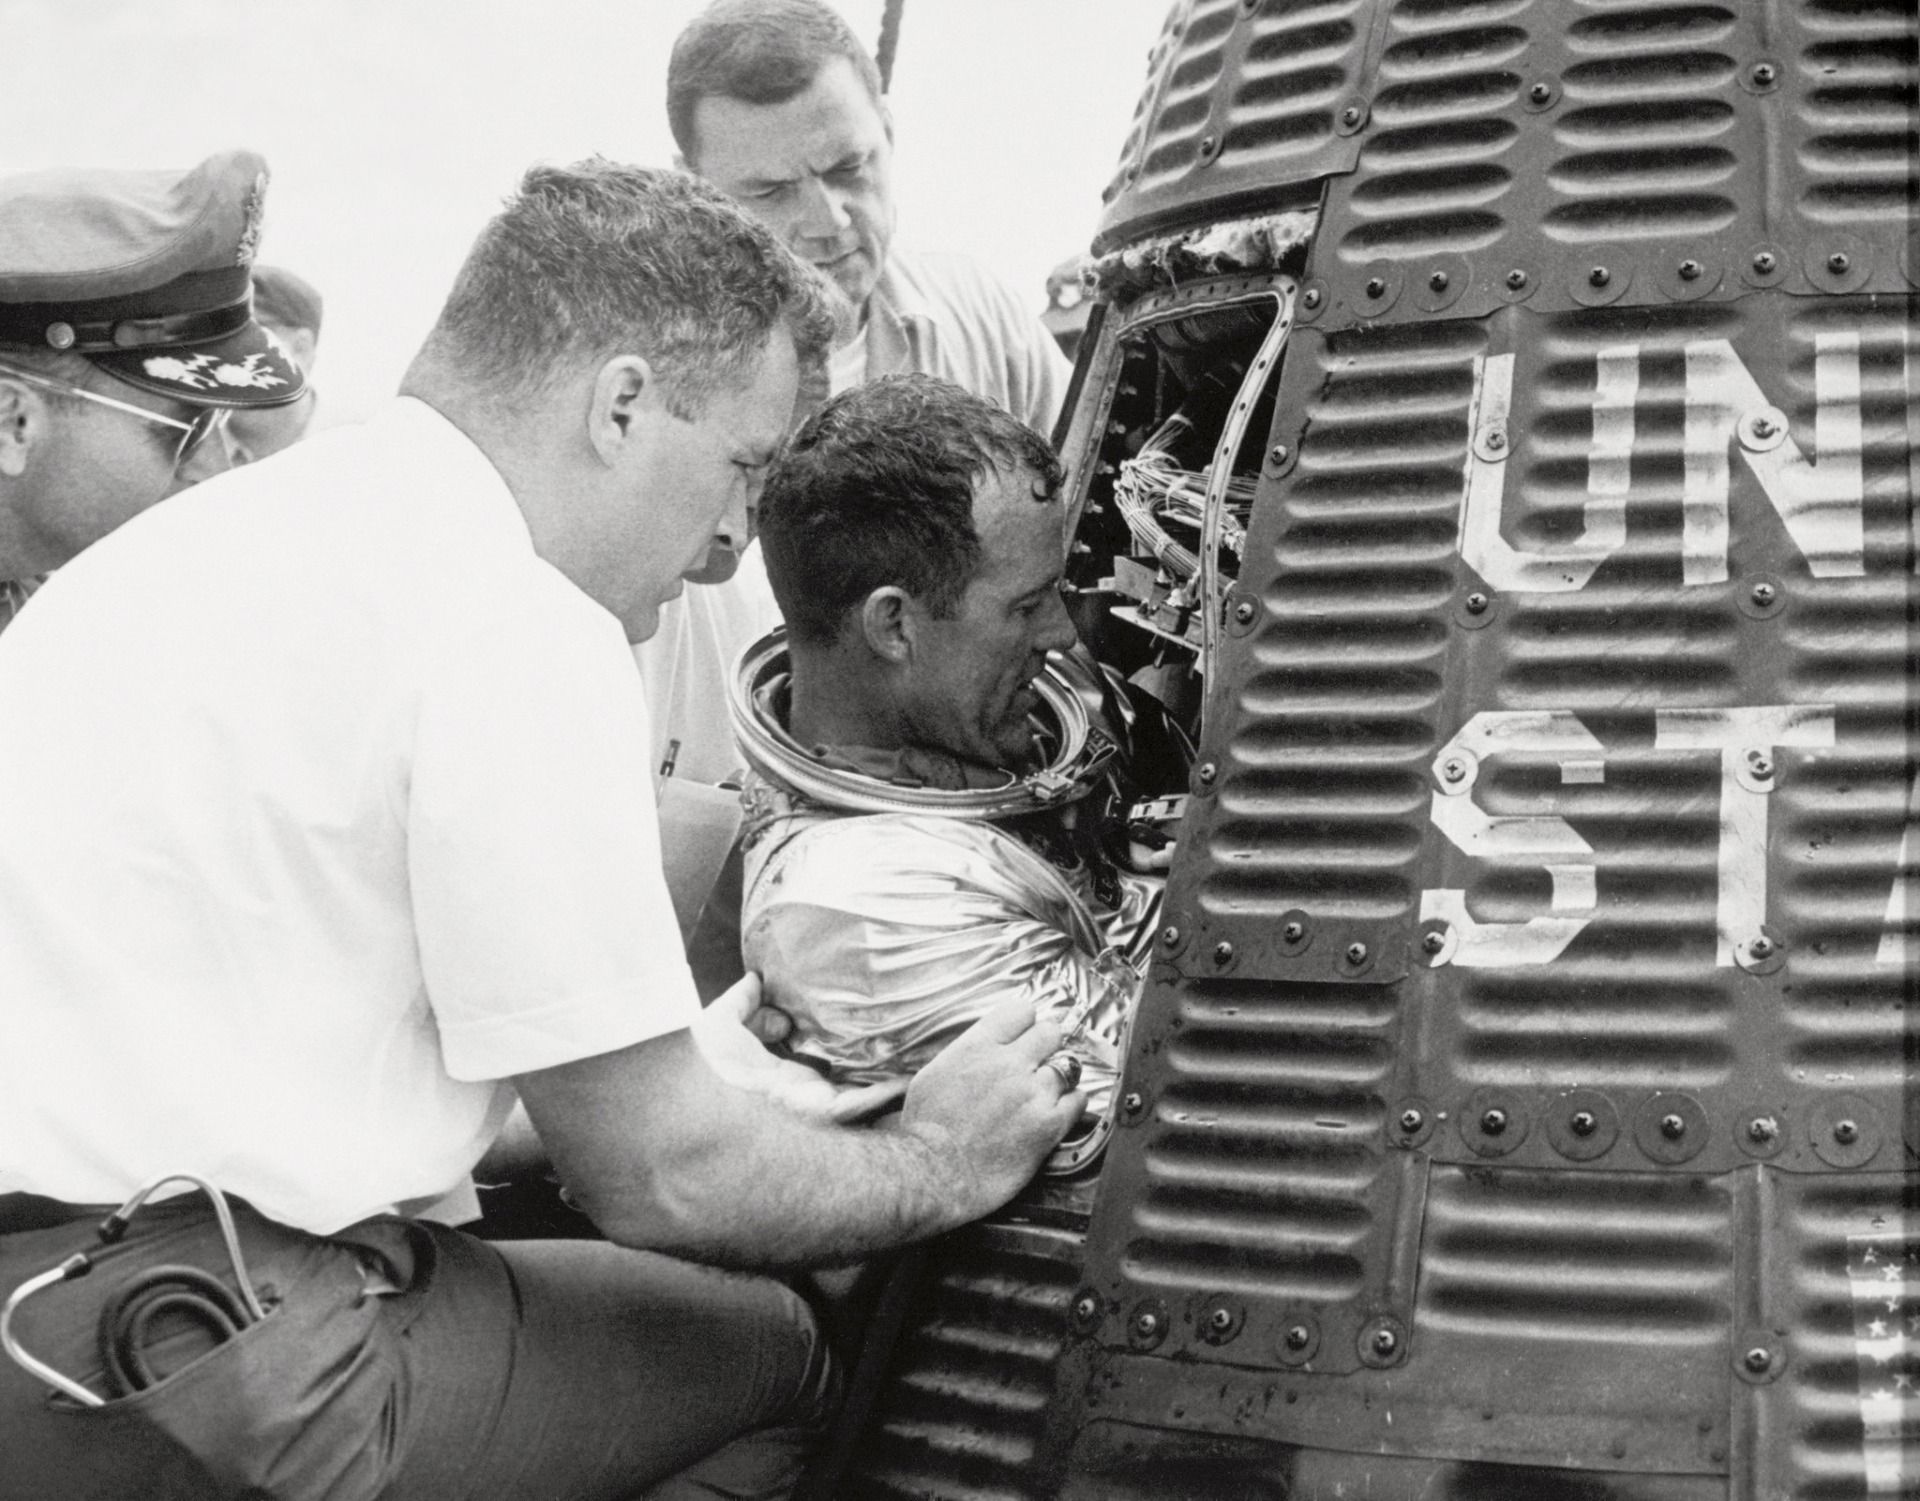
<box><xmin>210</xmin><ymin>352</ymin><xmax>287</xmax><ymax>390</ymax></box>
<box><xmin>142</xmin><ymin>353</ymin><xmax>220</xmax><ymax>389</ymax></box>
<box><xmin>141</xmin><ymin>350</ymin><xmax>287</xmax><ymax>391</ymax></box>
<box><xmin>235</xmin><ymin>172</ymin><xmax>268</xmax><ymax>266</ymax></box>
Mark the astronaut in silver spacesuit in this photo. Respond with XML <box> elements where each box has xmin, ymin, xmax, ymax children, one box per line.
<box><xmin>734</xmin><ymin>373</ymin><xmax>1167</xmax><ymax>1173</ymax></box>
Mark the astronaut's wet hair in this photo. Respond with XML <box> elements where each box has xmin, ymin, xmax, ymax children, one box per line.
<box><xmin>759</xmin><ymin>372</ymin><xmax>1063</xmax><ymax>647</ymax></box>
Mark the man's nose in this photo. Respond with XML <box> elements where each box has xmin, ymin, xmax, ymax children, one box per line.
<box><xmin>711</xmin><ymin>481</ymin><xmax>753</xmax><ymax>557</ymax></box>
<box><xmin>1036</xmin><ymin>588</ymin><xmax>1078</xmax><ymax>653</ymax></box>
<box><xmin>794</xmin><ymin>176</ymin><xmax>852</xmax><ymax>240</ymax></box>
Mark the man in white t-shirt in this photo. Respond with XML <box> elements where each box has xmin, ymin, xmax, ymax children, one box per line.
<box><xmin>0</xmin><ymin>160</ymin><xmax>1080</xmax><ymax>1501</ymax></box>
<box><xmin>645</xmin><ymin>0</ymin><xmax>1074</xmax><ymax>970</ymax></box>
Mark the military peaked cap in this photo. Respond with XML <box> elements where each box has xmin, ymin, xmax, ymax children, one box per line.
<box><xmin>0</xmin><ymin>149</ymin><xmax>305</xmax><ymax>408</ymax></box>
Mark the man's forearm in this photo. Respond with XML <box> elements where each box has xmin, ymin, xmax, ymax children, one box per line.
<box><xmin>581</xmin><ymin>1094</ymin><xmax>978</xmax><ymax>1270</ymax></box>
<box><xmin>515</xmin><ymin>1018</ymin><xmax>1070</xmax><ymax>1271</ymax></box>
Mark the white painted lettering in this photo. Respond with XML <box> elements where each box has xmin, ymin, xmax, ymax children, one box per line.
<box><xmin>1459</xmin><ymin>335</ymin><xmax>1865</xmax><ymax>591</ymax></box>
<box><xmin>1653</xmin><ymin>706</ymin><xmax>1836</xmax><ymax>965</ymax></box>
<box><xmin>1420</xmin><ymin>711</ymin><xmax>1605</xmax><ymax>968</ymax></box>
<box><xmin>1876</xmin><ymin>770</ymin><xmax>1919</xmax><ymax>966</ymax></box>
<box><xmin>1458</xmin><ymin>349</ymin><xmax>1635</xmax><ymax>593</ymax></box>
<box><xmin>1682</xmin><ymin>334</ymin><xmax>1864</xmax><ymax>583</ymax></box>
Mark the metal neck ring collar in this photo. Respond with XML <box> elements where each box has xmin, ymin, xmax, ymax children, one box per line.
<box><xmin>730</xmin><ymin>629</ymin><xmax>1115</xmax><ymax>821</ymax></box>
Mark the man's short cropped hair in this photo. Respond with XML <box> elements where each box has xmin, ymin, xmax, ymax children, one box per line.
<box><xmin>668</xmin><ymin>0</ymin><xmax>884</xmax><ymax>164</ymax></box>
<box><xmin>759</xmin><ymin>373</ymin><xmax>1064</xmax><ymax>647</ymax></box>
<box><xmin>417</xmin><ymin>158</ymin><xmax>833</xmax><ymax>417</ymax></box>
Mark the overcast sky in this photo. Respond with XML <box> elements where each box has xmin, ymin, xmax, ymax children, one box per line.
<box><xmin>5</xmin><ymin>0</ymin><xmax>1175</xmax><ymax>422</ymax></box>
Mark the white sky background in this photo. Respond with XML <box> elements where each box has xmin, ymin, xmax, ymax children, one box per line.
<box><xmin>3</xmin><ymin>0</ymin><xmax>1175</xmax><ymax>424</ymax></box>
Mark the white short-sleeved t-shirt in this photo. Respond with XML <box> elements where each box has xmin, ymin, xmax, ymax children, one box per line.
<box><xmin>632</xmin><ymin>543</ymin><xmax>780</xmax><ymax>789</ymax></box>
<box><xmin>0</xmin><ymin>398</ymin><xmax>697</xmax><ymax>1234</ymax></box>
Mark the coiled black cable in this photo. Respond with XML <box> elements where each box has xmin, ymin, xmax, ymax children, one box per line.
<box><xmin>4</xmin><ymin>1174</ymin><xmax>267</xmax><ymax>1408</ymax></box>
<box><xmin>98</xmin><ymin>1264</ymin><xmax>253</xmax><ymax>1397</ymax></box>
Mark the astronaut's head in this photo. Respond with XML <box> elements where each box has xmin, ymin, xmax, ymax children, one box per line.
<box><xmin>760</xmin><ymin>373</ymin><xmax>1077</xmax><ymax>769</ymax></box>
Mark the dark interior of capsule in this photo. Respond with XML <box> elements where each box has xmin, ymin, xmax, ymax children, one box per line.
<box><xmin>1062</xmin><ymin>296</ymin><xmax>1288</xmax><ymax>805</ymax></box>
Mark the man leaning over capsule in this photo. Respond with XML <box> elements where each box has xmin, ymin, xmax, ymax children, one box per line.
<box><xmin>0</xmin><ymin>158</ymin><xmax>1080</xmax><ymax>1501</ymax></box>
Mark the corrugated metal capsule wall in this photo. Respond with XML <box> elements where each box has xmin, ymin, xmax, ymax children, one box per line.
<box><xmin>1096</xmin><ymin>0</ymin><xmax>1920</xmax><ymax>312</ymax></box>
<box><xmin>829</xmin><ymin>2</ymin><xmax>1918</xmax><ymax>1497</ymax></box>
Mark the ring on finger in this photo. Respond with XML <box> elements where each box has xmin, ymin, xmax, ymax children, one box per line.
<box><xmin>1042</xmin><ymin>1052</ymin><xmax>1083</xmax><ymax>1091</ymax></box>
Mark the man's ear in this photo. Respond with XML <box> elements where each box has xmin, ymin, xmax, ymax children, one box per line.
<box><xmin>588</xmin><ymin>354</ymin><xmax>655</xmax><ymax>465</ymax></box>
<box><xmin>858</xmin><ymin>586</ymin><xmax>914</xmax><ymax>664</ymax></box>
<box><xmin>0</xmin><ymin>379</ymin><xmax>47</xmax><ymax>480</ymax></box>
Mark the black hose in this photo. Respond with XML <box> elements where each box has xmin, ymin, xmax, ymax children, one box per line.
<box><xmin>99</xmin><ymin>1264</ymin><xmax>252</xmax><ymax>1396</ymax></box>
